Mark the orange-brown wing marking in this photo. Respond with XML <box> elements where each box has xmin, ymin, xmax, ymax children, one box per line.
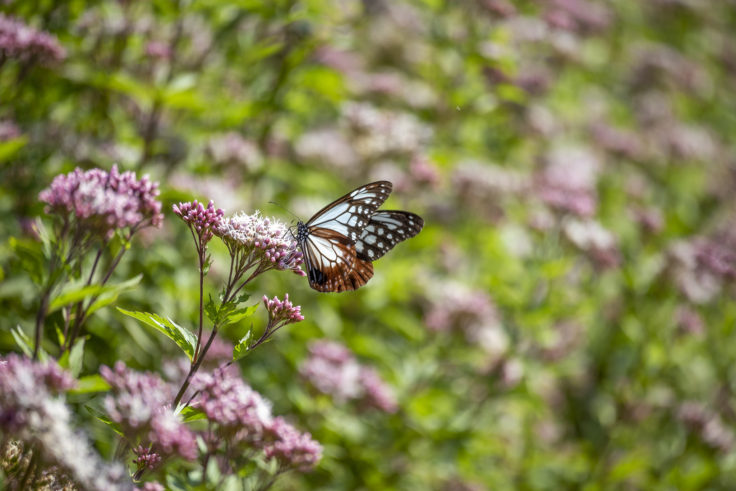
<box><xmin>304</xmin><ymin>227</ymin><xmax>374</xmax><ymax>292</ymax></box>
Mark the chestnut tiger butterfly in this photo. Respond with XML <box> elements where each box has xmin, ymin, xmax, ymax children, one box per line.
<box><xmin>295</xmin><ymin>181</ymin><xmax>423</xmax><ymax>292</ymax></box>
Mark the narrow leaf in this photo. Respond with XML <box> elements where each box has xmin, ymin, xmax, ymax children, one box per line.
<box><xmin>11</xmin><ymin>325</ymin><xmax>33</xmax><ymax>357</ymax></box>
<box><xmin>85</xmin><ymin>405</ymin><xmax>123</xmax><ymax>436</ymax></box>
<box><xmin>117</xmin><ymin>307</ymin><xmax>197</xmax><ymax>360</ymax></box>
<box><xmin>70</xmin><ymin>375</ymin><xmax>110</xmax><ymax>394</ymax></box>
<box><xmin>68</xmin><ymin>338</ymin><xmax>86</xmax><ymax>377</ymax></box>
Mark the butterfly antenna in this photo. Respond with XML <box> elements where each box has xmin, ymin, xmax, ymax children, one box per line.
<box><xmin>268</xmin><ymin>201</ymin><xmax>300</xmax><ymax>221</ymax></box>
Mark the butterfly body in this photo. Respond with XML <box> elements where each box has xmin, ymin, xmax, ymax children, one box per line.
<box><xmin>296</xmin><ymin>181</ymin><xmax>423</xmax><ymax>292</ymax></box>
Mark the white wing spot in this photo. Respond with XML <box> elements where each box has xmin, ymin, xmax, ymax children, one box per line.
<box><xmin>366</xmin><ymin>235</ymin><xmax>377</xmax><ymax>245</ymax></box>
<box><xmin>377</xmin><ymin>228</ymin><xmax>384</xmax><ymax>236</ymax></box>
<box><xmin>378</xmin><ymin>242</ymin><xmax>384</xmax><ymax>248</ymax></box>
<box><xmin>387</xmin><ymin>233</ymin><xmax>393</xmax><ymax>239</ymax></box>
<box><xmin>368</xmin><ymin>250</ymin><xmax>375</xmax><ymax>258</ymax></box>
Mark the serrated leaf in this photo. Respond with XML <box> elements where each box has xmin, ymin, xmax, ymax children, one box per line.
<box><xmin>222</xmin><ymin>304</ymin><xmax>258</xmax><ymax>327</ymax></box>
<box><xmin>205</xmin><ymin>294</ymin><xmax>218</xmax><ymax>323</ymax></box>
<box><xmin>232</xmin><ymin>329</ymin><xmax>252</xmax><ymax>361</ymax></box>
<box><xmin>117</xmin><ymin>307</ymin><xmax>197</xmax><ymax>360</ymax></box>
<box><xmin>70</xmin><ymin>374</ymin><xmax>110</xmax><ymax>394</ymax></box>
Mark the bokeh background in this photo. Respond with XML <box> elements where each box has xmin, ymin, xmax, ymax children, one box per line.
<box><xmin>3</xmin><ymin>0</ymin><xmax>736</xmax><ymax>488</ymax></box>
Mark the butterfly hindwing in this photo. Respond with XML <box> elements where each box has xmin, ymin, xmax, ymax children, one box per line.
<box><xmin>302</xmin><ymin>227</ymin><xmax>374</xmax><ymax>292</ymax></box>
<box><xmin>355</xmin><ymin>210</ymin><xmax>424</xmax><ymax>262</ymax></box>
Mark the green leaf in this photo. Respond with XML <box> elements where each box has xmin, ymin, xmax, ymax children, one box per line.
<box><xmin>49</xmin><ymin>284</ymin><xmax>105</xmax><ymax>313</ymax></box>
<box><xmin>232</xmin><ymin>329</ymin><xmax>252</xmax><ymax>361</ymax></box>
<box><xmin>11</xmin><ymin>325</ymin><xmax>34</xmax><ymax>358</ymax></box>
<box><xmin>68</xmin><ymin>338</ymin><xmax>86</xmax><ymax>377</ymax></box>
<box><xmin>85</xmin><ymin>274</ymin><xmax>143</xmax><ymax>316</ymax></box>
<box><xmin>55</xmin><ymin>324</ymin><xmax>66</xmax><ymax>346</ymax></box>
<box><xmin>117</xmin><ymin>307</ymin><xmax>197</xmax><ymax>360</ymax></box>
<box><xmin>204</xmin><ymin>294</ymin><xmax>219</xmax><ymax>324</ymax></box>
<box><xmin>0</xmin><ymin>136</ymin><xmax>28</xmax><ymax>162</ymax></box>
<box><xmin>49</xmin><ymin>274</ymin><xmax>142</xmax><ymax>313</ymax></box>
<box><xmin>180</xmin><ymin>406</ymin><xmax>206</xmax><ymax>422</ymax></box>
<box><xmin>69</xmin><ymin>374</ymin><xmax>110</xmax><ymax>394</ymax></box>
<box><xmin>222</xmin><ymin>304</ymin><xmax>258</xmax><ymax>327</ymax></box>
<box><xmin>85</xmin><ymin>405</ymin><xmax>123</xmax><ymax>436</ymax></box>
<box><xmin>9</xmin><ymin>237</ymin><xmax>45</xmax><ymax>285</ymax></box>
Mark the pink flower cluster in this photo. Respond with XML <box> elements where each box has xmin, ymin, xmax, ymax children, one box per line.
<box><xmin>207</xmin><ymin>132</ymin><xmax>263</xmax><ymax>170</ymax></box>
<box><xmin>0</xmin><ymin>14</ymin><xmax>66</xmax><ymax>64</ymax></box>
<box><xmin>0</xmin><ymin>354</ymin><xmax>75</xmax><ymax>432</ymax></box>
<box><xmin>215</xmin><ymin>211</ymin><xmax>305</xmax><ymax>275</ymax></box>
<box><xmin>299</xmin><ymin>340</ymin><xmax>398</xmax><ymax>413</ymax></box>
<box><xmin>192</xmin><ymin>369</ymin><xmax>322</xmax><ymax>471</ymax></box>
<box><xmin>677</xmin><ymin>401</ymin><xmax>735</xmax><ymax>453</ymax></box>
<box><xmin>172</xmin><ymin>199</ymin><xmax>224</xmax><ymax>246</ymax></box>
<box><xmin>424</xmin><ymin>282</ymin><xmax>508</xmax><ymax>360</ymax></box>
<box><xmin>264</xmin><ymin>417</ymin><xmax>323</xmax><ymax>472</ymax></box>
<box><xmin>535</xmin><ymin>145</ymin><xmax>600</xmax><ymax>218</ymax></box>
<box><xmin>0</xmin><ymin>119</ymin><xmax>21</xmax><ymax>141</ymax></box>
<box><xmin>263</xmin><ymin>293</ymin><xmax>305</xmax><ymax>328</ymax></box>
<box><xmin>0</xmin><ymin>355</ymin><xmax>129</xmax><ymax>490</ymax></box>
<box><xmin>39</xmin><ymin>165</ymin><xmax>164</xmax><ymax>239</ymax></box>
<box><xmin>100</xmin><ymin>362</ymin><xmax>197</xmax><ymax>461</ymax></box>
<box><xmin>191</xmin><ymin>368</ymin><xmax>273</xmax><ymax>440</ymax></box>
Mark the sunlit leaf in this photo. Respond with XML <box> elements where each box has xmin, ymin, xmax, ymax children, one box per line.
<box><xmin>117</xmin><ymin>308</ymin><xmax>197</xmax><ymax>360</ymax></box>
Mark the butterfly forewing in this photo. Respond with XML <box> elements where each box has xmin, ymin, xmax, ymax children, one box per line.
<box><xmin>307</xmin><ymin>181</ymin><xmax>392</xmax><ymax>242</ymax></box>
<box><xmin>355</xmin><ymin>210</ymin><xmax>424</xmax><ymax>262</ymax></box>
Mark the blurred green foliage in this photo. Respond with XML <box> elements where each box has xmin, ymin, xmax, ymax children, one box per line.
<box><xmin>3</xmin><ymin>0</ymin><xmax>736</xmax><ymax>489</ymax></box>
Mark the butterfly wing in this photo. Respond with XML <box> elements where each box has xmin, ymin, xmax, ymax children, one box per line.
<box><xmin>306</xmin><ymin>181</ymin><xmax>393</xmax><ymax>242</ymax></box>
<box><xmin>302</xmin><ymin>227</ymin><xmax>374</xmax><ymax>292</ymax></box>
<box><xmin>355</xmin><ymin>210</ymin><xmax>424</xmax><ymax>262</ymax></box>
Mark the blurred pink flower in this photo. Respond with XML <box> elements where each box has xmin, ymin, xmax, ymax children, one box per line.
<box><xmin>543</xmin><ymin>0</ymin><xmax>612</xmax><ymax>35</ymax></box>
<box><xmin>676</xmin><ymin>306</ymin><xmax>704</xmax><ymax>336</ymax></box>
<box><xmin>0</xmin><ymin>355</ymin><xmax>129</xmax><ymax>490</ymax></box>
<box><xmin>0</xmin><ymin>14</ymin><xmax>66</xmax><ymax>64</ymax></box>
<box><xmin>667</xmin><ymin>236</ymin><xmax>736</xmax><ymax>303</ymax></box>
<box><xmin>145</xmin><ymin>41</ymin><xmax>171</xmax><ymax>60</ymax></box>
<box><xmin>207</xmin><ymin>132</ymin><xmax>263</xmax><ymax>170</ymax></box>
<box><xmin>563</xmin><ymin>219</ymin><xmax>620</xmax><ymax>268</ymax></box>
<box><xmin>536</xmin><ymin>145</ymin><xmax>601</xmax><ymax>218</ymax></box>
<box><xmin>424</xmin><ymin>282</ymin><xmax>509</xmax><ymax>359</ymax></box>
<box><xmin>299</xmin><ymin>340</ymin><xmax>398</xmax><ymax>412</ymax></box>
<box><xmin>191</xmin><ymin>368</ymin><xmax>273</xmax><ymax>441</ymax></box>
<box><xmin>101</xmin><ymin>362</ymin><xmax>197</xmax><ymax>461</ymax></box>
<box><xmin>0</xmin><ymin>119</ymin><xmax>20</xmax><ymax>141</ymax></box>
<box><xmin>39</xmin><ymin>165</ymin><xmax>163</xmax><ymax>239</ymax></box>
<box><xmin>590</xmin><ymin>122</ymin><xmax>645</xmax><ymax>160</ymax></box>
<box><xmin>677</xmin><ymin>401</ymin><xmax>735</xmax><ymax>453</ymax></box>
<box><xmin>263</xmin><ymin>417</ymin><xmax>323</xmax><ymax>472</ymax></box>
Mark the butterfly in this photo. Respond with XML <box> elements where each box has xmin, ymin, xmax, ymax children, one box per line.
<box><xmin>295</xmin><ymin>181</ymin><xmax>423</xmax><ymax>292</ymax></box>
